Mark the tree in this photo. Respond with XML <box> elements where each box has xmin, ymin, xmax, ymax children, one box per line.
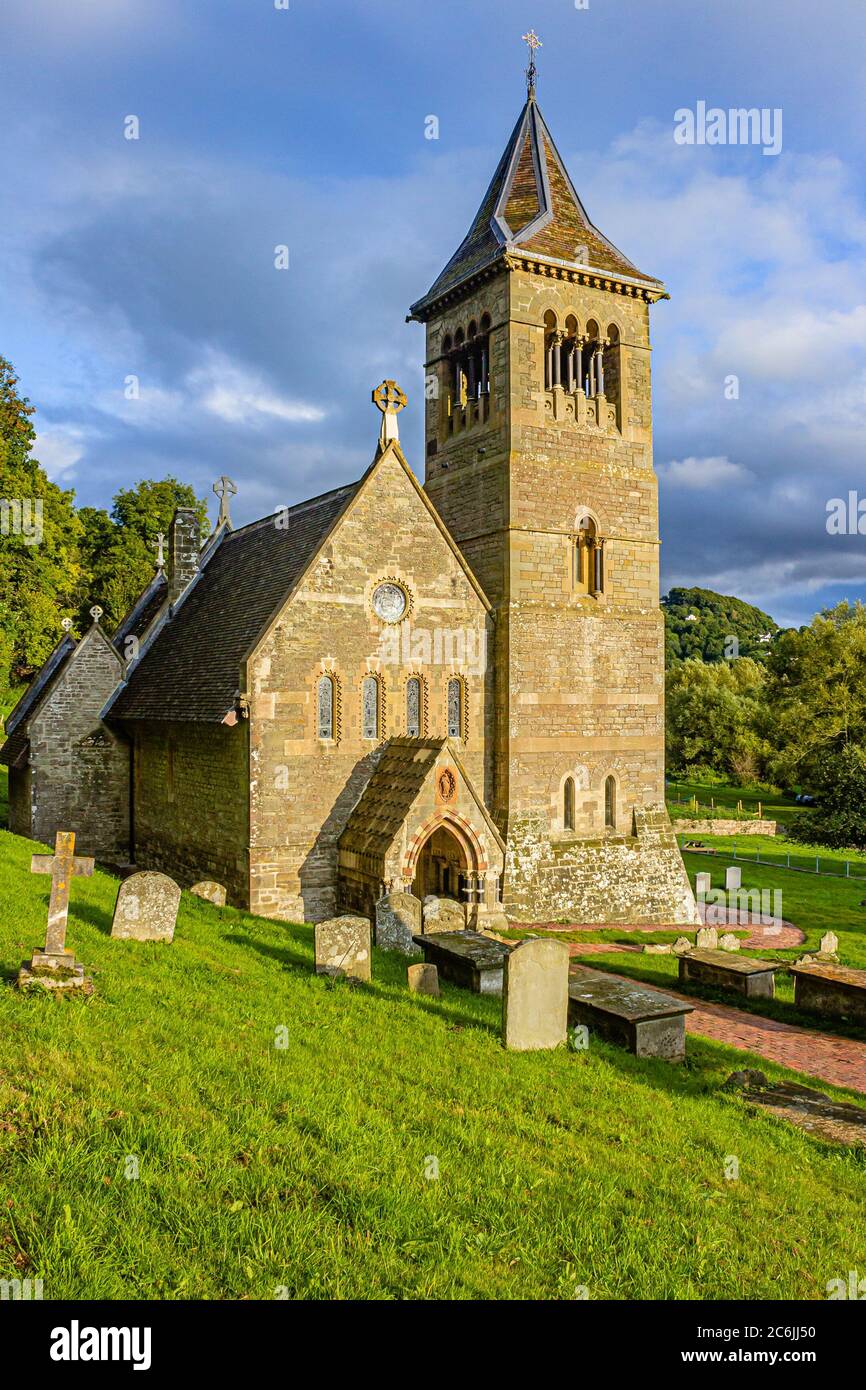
<box><xmin>663</xmin><ymin>587</ymin><xmax>779</xmax><ymax>666</ymax></box>
<box><xmin>763</xmin><ymin>602</ymin><xmax>866</xmax><ymax>788</ymax></box>
<box><xmin>76</xmin><ymin>478</ymin><xmax>210</xmax><ymax>630</ymax></box>
<box><xmin>665</xmin><ymin>656</ymin><xmax>770</xmax><ymax>780</ymax></box>
<box><xmin>787</xmin><ymin>745</ymin><xmax>866</xmax><ymax>849</ymax></box>
<box><xmin>0</xmin><ymin>356</ymin><xmax>82</xmax><ymax>684</ymax></box>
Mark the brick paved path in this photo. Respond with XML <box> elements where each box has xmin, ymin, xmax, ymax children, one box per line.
<box><xmin>568</xmin><ymin>962</ymin><xmax>866</xmax><ymax>1095</ymax></box>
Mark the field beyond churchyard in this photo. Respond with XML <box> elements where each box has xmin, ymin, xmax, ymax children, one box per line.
<box><xmin>1</xmin><ymin>826</ymin><xmax>866</xmax><ymax>1300</ymax></box>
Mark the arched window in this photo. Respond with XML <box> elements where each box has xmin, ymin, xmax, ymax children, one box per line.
<box><xmin>406</xmin><ymin>676</ymin><xmax>423</xmax><ymax>737</ymax></box>
<box><xmin>362</xmin><ymin>675</ymin><xmax>382</xmax><ymax>741</ymax></box>
<box><xmin>543</xmin><ymin>310</ymin><xmax>558</xmax><ymax>390</ymax></box>
<box><xmin>604</xmin><ymin>775</ymin><xmax>616</xmax><ymax>828</ymax></box>
<box><xmin>563</xmin><ymin>776</ymin><xmax>576</xmax><ymax>831</ymax></box>
<box><xmin>603</xmin><ymin>323</ymin><xmax>620</xmax><ymax>409</ymax></box>
<box><xmin>317</xmin><ymin>674</ymin><xmax>335</xmax><ymax>740</ymax></box>
<box><xmin>584</xmin><ymin>319</ymin><xmax>604</xmax><ymax>398</ymax></box>
<box><xmin>447</xmin><ymin>677</ymin><xmax>464</xmax><ymax>739</ymax></box>
<box><xmin>574</xmin><ymin>514</ymin><xmax>604</xmax><ymax>595</ymax></box>
<box><xmin>444</xmin><ymin>321</ymin><xmax>490</xmax><ymax>423</ymax></box>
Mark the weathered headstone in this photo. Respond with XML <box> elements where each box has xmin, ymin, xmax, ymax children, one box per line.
<box><xmin>422</xmin><ymin>895</ymin><xmax>465</xmax><ymax>933</ymax></box>
<box><xmin>190</xmin><ymin>880</ymin><xmax>227</xmax><ymax>907</ymax></box>
<box><xmin>375</xmin><ymin>891</ymin><xmax>422</xmax><ymax>955</ymax></box>
<box><xmin>696</xmin><ymin>925</ymin><xmax>718</xmax><ymax>950</ymax></box>
<box><xmin>672</xmin><ymin>936</ymin><xmax>693</xmax><ymax>956</ymax></box>
<box><xmin>111</xmin><ymin>871</ymin><xmax>181</xmax><ymax>942</ymax></box>
<box><xmin>695</xmin><ymin>872</ymin><xmax>712</xmax><ymax>896</ymax></box>
<box><xmin>502</xmin><ymin>937</ymin><xmax>569</xmax><ymax>1051</ymax></box>
<box><xmin>719</xmin><ymin>932</ymin><xmax>741</xmax><ymax>952</ymax></box>
<box><xmin>408</xmin><ymin>963</ymin><xmax>440</xmax><ymax>996</ymax></box>
<box><xmin>725</xmin><ymin>866</ymin><xmax>742</xmax><ymax>892</ymax></box>
<box><xmin>19</xmin><ymin>831</ymin><xmax>94</xmax><ymax>992</ymax></box>
<box><xmin>820</xmin><ymin>931</ymin><xmax>839</xmax><ymax>959</ymax></box>
<box><xmin>314</xmin><ymin>916</ymin><xmax>371</xmax><ymax>981</ymax></box>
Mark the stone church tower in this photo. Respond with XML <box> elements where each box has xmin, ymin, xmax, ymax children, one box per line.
<box><xmin>410</xmin><ymin>72</ymin><xmax>696</xmax><ymax>924</ymax></box>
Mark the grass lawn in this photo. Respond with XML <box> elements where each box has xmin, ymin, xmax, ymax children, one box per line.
<box><xmin>1</xmin><ymin>826</ymin><xmax>866</xmax><ymax>1300</ymax></box>
<box><xmin>667</xmin><ymin>778</ymin><xmax>803</xmax><ymax>826</ymax></box>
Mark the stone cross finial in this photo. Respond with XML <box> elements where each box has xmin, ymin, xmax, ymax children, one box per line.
<box><xmin>213</xmin><ymin>475</ymin><xmax>237</xmax><ymax>528</ymax></box>
<box><xmin>155</xmin><ymin>531</ymin><xmax>166</xmax><ymax>569</ymax></box>
<box><xmin>89</xmin><ymin>605</ymin><xmax>103</xmax><ymax>625</ymax></box>
<box><xmin>61</xmin><ymin>617</ymin><xmax>73</xmax><ymax>632</ymax></box>
<box><xmin>372</xmin><ymin>380</ymin><xmax>407</xmax><ymax>448</ymax></box>
<box><xmin>30</xmin><ymin>831</ymin><xmax>94</xmax><ymax>960</ymax></box>
<box><xmin>522</xmin><ymin>29</ymin><xmax>542</xmax><ymax>94</ymax></box>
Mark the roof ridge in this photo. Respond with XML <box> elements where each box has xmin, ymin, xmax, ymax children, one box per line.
<box><xmin>226</xmin><ymin>480</ymin><xmax>360</xmax><ymax>541</ymax></box>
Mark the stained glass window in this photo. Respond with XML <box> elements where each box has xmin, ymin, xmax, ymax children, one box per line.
<box><xmin>317</xmin><ymin>675</ymin><xmax>334</xmax><ymax>740</ymax></box>
<box><xmin>362</xmin><ymin>676</ymin><xmax>380</xmax><ymax>740</ymax></box>
<box><xmin>447</xmin><ymin>678</ymin><xmax>462</xmax><ymax>738</ymax></box>
<box><xmin>406</xmin><ymin>677</ymin><xmax>421</xmax><ymax>737</ymax></box>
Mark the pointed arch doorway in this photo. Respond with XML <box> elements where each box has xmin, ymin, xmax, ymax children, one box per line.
<box><xmin>411</xmin><ymin>822</ymin><xmax>470</xmax><ymax>903</ymax></box>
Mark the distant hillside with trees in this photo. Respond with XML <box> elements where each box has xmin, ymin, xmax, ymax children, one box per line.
<box><xmin>663</xmin><ymin>587</ymin><xmax>780</xmax><ymax>666</ymax></box>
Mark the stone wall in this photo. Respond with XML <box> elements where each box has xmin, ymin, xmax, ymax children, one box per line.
<box><xmin>247</xmin><ymin>445</ymin><xmax>493</xmax><ymax>924</ymax></box>
<box><xmin>674</xmin><ymin>818</ymin><xmax>777</xmax><ymax>837</ymax></box>
<box><xmin>503</xmin><ymin>804</ymin><xmax>699</xmax><ymax>926</ymax></box>
<box><xmin>130</xmin><ymin>719</ymin><xmax>249</xmax><ymax>901</ymax></box>
<box><xmin>28</xmin><ymin>626</ymin><xmax>129</xmax><ymax>859</ymax></box>
<box><xmin>7</xmin><ymin>764</ymin><xmax>32</xmax><ymax>837</ymax></box>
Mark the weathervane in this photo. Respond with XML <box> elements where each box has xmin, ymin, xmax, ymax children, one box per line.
<box><xmin>522</xmin><ymin>30</ymin><xmax>542</xmax><ymax>95</ymax></box>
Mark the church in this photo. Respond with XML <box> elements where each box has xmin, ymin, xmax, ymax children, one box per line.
<box><xmin>1</xmin><ymin>71</ymin><xmax>698</xmax><ymax>931</ymax></box>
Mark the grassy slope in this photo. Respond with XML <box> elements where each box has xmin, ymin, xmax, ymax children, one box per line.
<box><xmin>1</xmin><ymin>828</ymin><xmax>866</xmax><ymax>1300</ymax></box>
<box><xmin>667</xmin><ymin>778</ymin><xmax>802</xmax><ymax>825</ymax></box>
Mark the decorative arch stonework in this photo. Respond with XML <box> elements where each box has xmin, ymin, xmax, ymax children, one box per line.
<box><xmin>402</xmin><ymin>809</ymin><xmax>488</xmax><ymax>881</ymax></box>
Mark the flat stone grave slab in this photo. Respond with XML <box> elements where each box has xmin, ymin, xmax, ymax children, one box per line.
<box><xmin>679</xmin><ymin>948</ymin><xmax>786</xmax><ymax>1000</ymax></box>
<box><xmin>568</xmin><ymin>972</ymin><xmax>694</xmax><ymax>1060</ymax></box>
<box><xmin>412</xmin><ymin>931</ymin><xmax>511</xmax><ymax>994</ymax></box>
<box><xmin>790</xmin><ymin>962</ymin><xmax>866</xmax><ymax>1025</ymax></box>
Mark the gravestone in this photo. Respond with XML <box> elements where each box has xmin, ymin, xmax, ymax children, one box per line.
<box><xmin>375</xmin><ymin>892</ymin><xmax>422</xmax><ymax>955</ymax></box>
<box><xmin>725</xmin><ymin>866</ymin><xmax>742</xmax><ymax>892</ymax></box>
<box><xmin>190</xmin><ymin>880</ymin><xmax>227</xmax><ymax>907</ymax></box>
<box><xmin>111</xmin><ymin>872</ymin><xmax>181</xmax><ymax>942</ymax></box>
<box><xmin>696</xmin><ymin>926</ymin><xmax>718</xmax><ymax>950</ymax></box>
<box><xmin>820</xmin><ymin>931</ymin><xmax>840</xmax><ymax>959</ymax></box>
<box><xmin>719</xmin><ymin>932</ymin><xmax>741</xmax><ymax>952</ymax></box>
<box><xmin>695</xmin><ymin>872</ymin><xmax>712</xmax><ymax>895</ymax></box>
<box><xmin>315</xmin><ymin>916</ymin><xmax>371</xmax><ymax>981</ymax></box>
<box><xmin>408</xmin><ymin>963</ymin><xmax>440</xmax><ymax>996</ymax></box>
<box><xmin>423</xmin><ymin>895</ymin><xmax>465</xmax><ymax>933</ymax></box>
<box><xmin>672</xmin><ymin>936</ymin><xmax>692</xmax><ymax>955</ymax></box>
<box><xmin>19</xmin><ymin>831</ymin><xmax>94</xmax><ymax>992</ymax></box>
<box><xmin>502</xmin><ymin>938</ymin><xmax>569</xmax><ymax>1051</ymax></box>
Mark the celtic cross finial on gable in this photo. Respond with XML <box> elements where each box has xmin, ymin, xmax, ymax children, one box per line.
<box><xmin>213</xmin><ymin>475</ymin><xmax>238</xmax><ymax>528</ymax></box>
<box><xmin>372</xmin><ymin>380</ymin><xmax>407</xmax><ymax>448</ymax></box>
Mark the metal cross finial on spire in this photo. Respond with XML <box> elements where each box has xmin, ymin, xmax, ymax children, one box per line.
<box><xmin>155</xmin><ymin>531</ymin><xmax>166</xmax><ymax>569</ymax></box>
<box><xmin>213</xmin><ymin>475</ymin><xmax>237</xmax><ymax>528</ymax></box>
<box><xmin>522</xmin><ymin>29</ymin><xmax>542</xmax><ymax>95</ymax></box>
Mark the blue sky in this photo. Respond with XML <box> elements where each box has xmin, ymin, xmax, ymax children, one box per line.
<box><xmin>3</xmin><ymin>0</ymin><xmax>866</xmax><ymax>627</ymax></box>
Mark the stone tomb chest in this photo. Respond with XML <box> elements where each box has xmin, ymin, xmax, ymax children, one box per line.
<box><xmin>412</xmin><ymin>931</ymin><xmax>511</xmax><ymax>994</ymax></box>
<box><xmin>568</xmin><ymin>971</ymin><xmax>694</xmax><ymax>1060</ymax></box>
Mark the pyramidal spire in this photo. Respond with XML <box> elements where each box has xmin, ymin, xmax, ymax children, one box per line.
<box><xmin>409</xmin><ymin>50</ymin><xmax>663</xmax><ymax>321</ymax></box>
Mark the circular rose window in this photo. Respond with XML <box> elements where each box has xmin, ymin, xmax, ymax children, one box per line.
<box><xmin>372</xmin><ymin>582</ymin><xmax>407</xmax><ymax>623</ymax></box>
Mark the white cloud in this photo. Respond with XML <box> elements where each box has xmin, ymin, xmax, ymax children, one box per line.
<box><xmin>659</xmin><ymin>455</ymin><xmax>750</xmax><ymax>488</ymax></box>
<box><xmin>34</xmin><ymin>424</ymin><xmax>90</xmax><ymax>479</ymax></box>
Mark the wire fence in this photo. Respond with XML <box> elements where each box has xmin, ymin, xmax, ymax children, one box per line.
<box><xmin>678</xmin><ymin>838</ymin><xmax>866</xmax><ymax>880</ymax></box>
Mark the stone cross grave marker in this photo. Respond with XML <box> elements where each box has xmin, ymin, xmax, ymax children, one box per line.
<box><xmin>21</xmin><ymin>831</ymin><xmax>94</xmax><ymax>991</ymax></box>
